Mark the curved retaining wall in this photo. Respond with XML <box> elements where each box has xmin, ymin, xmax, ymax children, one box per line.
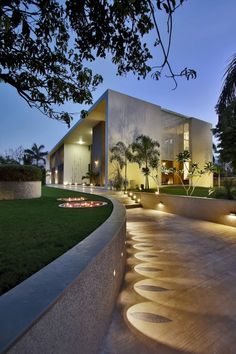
<box><xmin>0</xmin><ymin>181</ymin><xmax>41</xmax><ymax>200</ymax></box>
<box><xmin>0</xmin><ymin>198</ymin><xmax>126</xmax><ymax>354</ymax></box>
<box><xmin>140</xmin><ymin>193</ymin><xmax>236</xmax><ymax>228</ymax></box>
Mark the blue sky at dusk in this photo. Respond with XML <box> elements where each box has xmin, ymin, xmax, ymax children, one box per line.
<box><xmin>0</xmin><ymin>1</ymin><xmax>235</xmax><ymax>155</ymax></box>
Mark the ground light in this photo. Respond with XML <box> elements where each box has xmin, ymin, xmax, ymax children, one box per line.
<box><xmin>57</xmin><ymin>197</ymin><xmax>87</xmax><ymax>202</ymax></box>
<box><xmin>59</xmin><ymin>201</ymin><xmax>107</xmax><ymax>208</ymax></box>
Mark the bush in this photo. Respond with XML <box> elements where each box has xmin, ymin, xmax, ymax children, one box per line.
<box><xmin>0</xmin><ymin>165</ymin><xmax>42</xmax><ymax>182</ymax></box>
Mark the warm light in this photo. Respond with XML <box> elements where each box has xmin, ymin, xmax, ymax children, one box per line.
<box><xmin>82</xmin><ymin>182</ymin><xmax>85</xmax><ymax>186</ymax></box>
<box><xmin>113</xmin><ymin>269</ymin><xmax>116</xmax><ymax>277</ymax></box>
<box><xmin>129</xmin><ymin>192</ymin><xmax>133</xmax><ymax>197</ymax></box>
<box><xmin>55</xmin><ymin>170</ymin><xmax>58</xmax><ymax>174</ymax></box>
<box><xmin>77</xmin><ymin>139</ymin><xmax>85</xmax><ymax>145</ymax></box>
<box><xmin>94</xmin><ymin>160</ymin><xmax>99</xmax><ymax>167</ymax></box>
<box><xmin>155</xmin><ymin>191</ymin><xmax>159</xmax><ymax>195</ymax></box>
<box><xmin>229</xmin><ymin>212</ymin><xmax>236</xmax><ymax>218</ymax></box>
<box><xmin>137</xmin><ymin>198</ymin><xmax>141</xmax><ymax>203</ymax></box>
<box><xmin>133</xmin><ymin>195</ymin><xmax>137</xmax><ymax>200</ymax></box>
<box><xmin>90</xmin><ymin>183</ymin><xmax>93</xmax><ymax>186</ymax></box>
<box><xmin>158</xmin><ymin>201</ymin><xmax>164</xmax><ymax>207</ymax></box>
<box><xmin>74</xmin><ymin>182</ymin><xmax>77</xmax><ymax>186</ymax></box>
<box><xmin>124</xmin><ymin>191</ymin><xmax>128</xmax><ymax>195</ymax></box>
<box><xmin>121</xmin><ymin>252</ymin><xmax>124</xmax><ymax>257</ymax></box>
<box><xmin>58</xmin><ymin>201</ymin><xmax>107</xmax><ymax>208</ymax></box>
<box><xmin>63</xmin><ymin>182</ymin><xmax>67</xmax><ymax>186</ymax></box>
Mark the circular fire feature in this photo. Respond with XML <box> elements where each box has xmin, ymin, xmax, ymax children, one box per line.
<box><xmin>58</xmin><ymin>201</ymin><xmax>108</xmax><ymax>208</ymax></box>
<box><xmin>57</xmin><ymin>197</ymin><xmax>87</xmax><ymax>202</ymax></box>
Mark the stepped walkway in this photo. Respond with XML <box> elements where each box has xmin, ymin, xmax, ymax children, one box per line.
<box><xmin>52</xmin><ymin>186</ymin><xmax>236</xmax><ymax>353</ymax></box>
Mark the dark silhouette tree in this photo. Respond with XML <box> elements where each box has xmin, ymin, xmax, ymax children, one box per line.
<box><xmin>215</xmin><ymin>55</ymin><xmax>236</xmax><ymax>169</ymax></box>
<box><xmin>24</xmin><ymin>143</ymin><xmax>48</xmax><ymax>166</ymax></box>
<box><xmin>1</xmin><ymin>0</ymin><xmax>195</xmax><ymax>126</ymax></box>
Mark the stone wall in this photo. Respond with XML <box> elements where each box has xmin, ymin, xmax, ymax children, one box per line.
<box><xmin>0</xmin><ymin>181</ymin><xmax>41</xmax><ymax>200</ymax></box>
<box><xmin>140</xmin><ymin>193</ymin><xmax>236</xmax><ymax>227</ymax></box>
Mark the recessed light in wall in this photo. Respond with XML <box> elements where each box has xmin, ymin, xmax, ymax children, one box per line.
<box><xmin>229</xmin><ymin>212</ymin><xmax>236</xmax><ymax>218</ymax></box>
<box><xmin>113</xmin><ymin>269</ymin><xmax>116</xmax><ymax>277</ymax></box>
<box><xmin>77</xmin><ymin>139</ymin><xmax>85</xmax><ymax>145</ymax></box>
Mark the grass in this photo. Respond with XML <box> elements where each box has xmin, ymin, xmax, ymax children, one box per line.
<box><xmin>129</xmin><ymin>185</ymin><xmax>236</xmax><ymax>199</ymax></box>
<box><xmin>159</xmin><ymin>186</ymin><xmax>211</xmax><ymax>197</ymax></box>
<box><xmin>0</xmin><ymin>186</ymin><xmax>113</xmax><ymax>295</ymax></box>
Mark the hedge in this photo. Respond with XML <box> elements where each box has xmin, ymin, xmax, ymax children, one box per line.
<box><xmin>0</xmin><ymin>165</ymin><xmax>42</xmax><ymax>182</ymax></box>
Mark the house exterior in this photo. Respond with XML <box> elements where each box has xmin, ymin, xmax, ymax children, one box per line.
<box><xmin>48</xmin><ymin>89</ymin><xmax>213</xmax><ymax>188</ymax></box>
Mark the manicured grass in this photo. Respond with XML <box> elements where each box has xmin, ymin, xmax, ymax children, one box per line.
<box><xmin>0</xmin><ymin>187</ymin><xmax>113</xmax><ymax>295</ymax></box>
<box><xmin>160</xmin><ymin>186</ymin><xmax>211</xmax><ymax>197</ymax></box>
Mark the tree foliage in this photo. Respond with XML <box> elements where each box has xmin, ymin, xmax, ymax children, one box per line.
<box><xmin>215</xmin><ymin>55</ymin><xmax>236</xmax><ymax>169</ymax></box>
<box><xmin>131</xmin><ymin>135</ymin><xmax>160</xmax><ymax>189</ymax></box>
<box><xmin>1</xmin><ymin>0</ymin><xmax>196</xmax><ymax>125</ymax></box>
<box><xmin>24</xmin><ymin>143</ymin><xmax>48</xmax><ymax>166</ymax></box>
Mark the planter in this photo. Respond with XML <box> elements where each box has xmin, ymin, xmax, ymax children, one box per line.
<box><xmin>0</xmin><ymin>198</ymin><xmax>126</xmax><ymax>354</ymax></box>
<box><xmin>0</xmin><ymin>181</ymin><xmax>41</xmax><ymax>200</ymax></box>
<box><xmin>140</xmin><ymin>192</ymin><xmax>236</xmax><ymax>227</ymax></box>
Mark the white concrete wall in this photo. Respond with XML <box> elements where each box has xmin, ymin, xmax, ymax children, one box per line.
<box><xmin>190</xmin><ymin>118</ymin><xmax>213</xmax><ymax>187</ymax></box>
<box><xmin>107</xmin><ymin>90</ymin><xmax>163</xmax><ymax>188</ymax></box>
<box><xmin>64</xmin><ymin>144</ymin><xmax>90</xmax><ymax>184</ymax></box>
<box><xmin>106</xmin><ymin>90</ymin><xmax>213</xmax><ymax>189</ymax></box>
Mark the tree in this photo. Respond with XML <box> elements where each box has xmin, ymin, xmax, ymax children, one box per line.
<box><xmin>215</xmin><ymin>55</ymin><xmax>236</xmax><ymax>169</ymax></box>
<box><xmin>131</xmin><ymin>135</ymin><xmax>160</xmax><ymax>189</ymax></box>
<box><xmin>163</xmin><ymin>150</ymin><xmax>213</xmax><ymax>196</ymax></box>
<box><xmin>110</xmin><ymin>142</ymin><xmax>132</xmax><ymax>190</ymax></box>
<box><xmin>1</xmin><ymin>0</ymin><xmax>196</xmax><ymax>126</ymax></box>
<box><xmin>24</xmin><ymin>143</ymin><xmax>48</xmax><ymax>166</ymax></box>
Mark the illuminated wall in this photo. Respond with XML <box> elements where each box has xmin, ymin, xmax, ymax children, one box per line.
<box><xmin>64</xmin><ymin>144</ymin><xmax>90</xmax><ymax>184</ymax></box>
<box><xmin>106</xmin><ymin>90</ymin><xmax>212</xmax><ymax>188</ymax></box>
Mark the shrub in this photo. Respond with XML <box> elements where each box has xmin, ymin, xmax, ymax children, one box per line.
<box><xmin>0</xmin><ymin>165</ymin><xmax>42</xmax><ymax>182</ymax></box>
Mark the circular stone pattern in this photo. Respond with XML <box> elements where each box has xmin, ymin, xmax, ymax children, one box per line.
<box><xmin>59</xmin><ymin>201</ymin><xmax>108</xmax><ymax>208</ymax></box>
<box><xmin>57</xmin><ymin>197</ymin><xmax>87</xmax><ymax>202</ymax></box>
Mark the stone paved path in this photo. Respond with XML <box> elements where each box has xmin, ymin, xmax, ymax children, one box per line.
<box><xmin>101</xmin><ymin>208</ymin><xmax>236</xmax><ymax>354</ymax></box>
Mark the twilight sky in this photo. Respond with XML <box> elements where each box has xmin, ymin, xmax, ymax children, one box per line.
<box><xmin>0</xmin><ymin>0</ymin><xmax>235</xmax><ymax>155</ymax></box>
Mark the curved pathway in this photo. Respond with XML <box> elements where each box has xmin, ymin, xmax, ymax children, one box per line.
<box><xmin>101</xmin><ymin>207</ymin><xmax>236</xmax><ymax>354</ymax></box>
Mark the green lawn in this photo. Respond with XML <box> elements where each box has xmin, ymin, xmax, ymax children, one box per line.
<box><xmin>160</xmin><ymin>186</ymin><xmax>211</xmax><ymax>197</ymax></box>
<box><xmin>0</xmin><ymin>187</ymin><xmax>113</xmax><ymax>295</ymax></box>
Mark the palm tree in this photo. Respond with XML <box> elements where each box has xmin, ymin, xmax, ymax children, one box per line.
<box><xmin>24</xmin><ymin>143</ymin><xmax>48</xmax><ymax>166</ymax></box>
<box><xmin>131</xmin><ymin>135</ymin><xmax>160</xmax><ymax>190</ymax></box>
<box><xmin>216</xmin><ymin>54</ymin><xmax>236</xmax><ymax>117</ymax></box>
<box><xmin>110</xmin><ymin>142</ymin><xmax>132</xmax><ymax>190</ymax></box>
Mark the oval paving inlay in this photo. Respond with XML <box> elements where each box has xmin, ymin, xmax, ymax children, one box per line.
<box><xmin>130</xmin><ymin>311</ymin><xmax>171</xmax><ymax>323</ymax></box>
<box><xmin>135</xmin><ymin>284</ymin><xmax>168</xmax><ymax>292</ymax></box>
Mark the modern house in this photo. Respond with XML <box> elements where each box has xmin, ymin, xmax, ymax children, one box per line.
<box><xmin>48</xmin><ymin>89</ymin><xmax>213</xmax><ymax>188</ymax></box>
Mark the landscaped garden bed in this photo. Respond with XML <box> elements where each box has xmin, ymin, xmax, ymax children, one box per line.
<box><xmin>0</xmin><ymin>186</ymin><xmax>113</xmax><ymax>295</ymax></box>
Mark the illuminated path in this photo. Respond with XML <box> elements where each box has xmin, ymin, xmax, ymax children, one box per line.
<box><xmin>101</xmin><ymin>208</ymin><xmax>236</xmax><ymax>354</ymax></box>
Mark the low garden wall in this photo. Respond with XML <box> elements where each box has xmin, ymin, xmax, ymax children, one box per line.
<box><xmin>0</xmin><ymin>181</ymin><xmax>41</xmax><ymax>200</ymax></box>
<box><xmin>0</xmin><ymin>198</ymin><xmax>126</xmax><ymax>354</ymax></box>
<box><xmin>140</xmin><ymin>193</ymin><xmax>236</xmax><ymax>227</ymax></box>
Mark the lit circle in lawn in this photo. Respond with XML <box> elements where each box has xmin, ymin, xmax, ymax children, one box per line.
<box><xmin>58</xmin><ymin>201</ymin><xmax>108</xmax><ymax>208</ymax></box>
<box><xmin>57</xmin><ymin>197</ymin><xmax>87</xmax><ymax>202</ymax></box>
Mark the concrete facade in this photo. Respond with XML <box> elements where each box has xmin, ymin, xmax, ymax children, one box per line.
<box><xmin>48</xmin><ymin>89</ymin><xmax>213</xmax><ymax>188</ymax></box>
